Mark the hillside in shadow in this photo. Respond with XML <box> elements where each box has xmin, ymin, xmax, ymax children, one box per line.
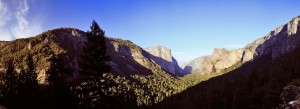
<box><xmin>153</xmin><ymin>44</ymin><xmax>300</xmax><ymax>109</ymax></box>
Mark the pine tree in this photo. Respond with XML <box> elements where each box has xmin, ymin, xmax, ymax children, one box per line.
<box><xmin>26</xmin><ymin>54</ymin><xmax>38</xmax><ymax>86</ymax></box>
<box><xmin>78</xmin><ymin>20</ymin><xmax>112</xmax><ymax>108</ymax></box>
<box><xmin>1</xmin><ymin>60</ymin><xmax>18</xmax><ymax>108</ymax></box>
<box><xmin>19</xmin><ymin>54</ymin><xmax>38</xmax><ymax>89</ymax></box>
<box><xmin>81</xmin><ymin>20</ymin><xmax>111</xmax><ymax>78</ymax></box>
<box><xmin>45</xmin><ymin>52</ymin><xmax>77</xmax><ymax>109</ymax></box>
<box><xmin>47</xmin><ymin>52</ymin><xmax>66</xmax><ymax>85</ymax></box>
<box><xmin>17</xmin><ymin>54</ymin><xmax>39</xmax><ymax>108</ymax></box>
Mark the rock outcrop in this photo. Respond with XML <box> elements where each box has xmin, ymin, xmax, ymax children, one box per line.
<box><xmin>279</xmin><ymin>85</ymin><xmax>300</xmax><ymax>109</ymax></box>
<box><xmin>184</xmin><ymin>16</ymin><xmax>300</xmax><ymax>75</ymax></box>
<box><xmin>107</xmin><ymin>39</ymin><xmax>165</xmax><ymax>77</ymax></box>
<box><xmin>144</xmin><ymin>45</ymin><xmax>182</xmax><ymax>75</ymax></box>
<box><xmin>183</xmin><ymin>48</ymin><xmax>245</xmax><ymax>74</ymax></box>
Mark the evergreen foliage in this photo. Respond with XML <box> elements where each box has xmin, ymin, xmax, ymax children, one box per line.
<box><xmin>2</xmin><ymin>22</ymin><xmax>300</xmax><ymax>109</ymax></box>
<box><xmin>76</xmin><ymin>20</ymin><xmax>114</xmax><ymax>108</ymax></box>
<box><xmin>153</xmin><ymin>46</ymin><xmax>300</xmax><ymax>109</ymax></box>
<box><xmin>0</xmin><ymin>60</ymin><xmax>18</xmax><ymax>108</ymax></box>
<box><xmin>81</xmin><ymin>20</ymin><xmax>111</xmax><ymax>77</ymax></box>
<box><xmin>0</xmin><ymin>56</ymin><xmax>40</xmax><ymax>108</ymax></box>
<box><xmin>42</xmin><ymin>52</ymin><xmax>77</xmax><ymax>109</ymax></box>
<box><xmin>16</xmin><ymin>54</ymin><xmax>39</xmax><ymax>108</ymax></box>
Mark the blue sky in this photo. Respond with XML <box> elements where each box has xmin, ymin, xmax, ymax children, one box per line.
<box><xmin>1</xmin><ymin>0</ymin><xmax>300</xmax><ymax>61</ymax></box>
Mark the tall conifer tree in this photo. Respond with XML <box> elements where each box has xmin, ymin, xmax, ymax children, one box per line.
<box><xmin>46</xmin><ymin>52</ymin><xmax>77</xmax><ymax>109</ymax></box>
<box><xmin>81</xmin><ymin>20</ymin><xmax>111</xmax><ymax>78</ymax></box>
<box><xmin>79</xmin><ymin>20</ymin><xmax>112</xmax><ymax>108</ymax></box>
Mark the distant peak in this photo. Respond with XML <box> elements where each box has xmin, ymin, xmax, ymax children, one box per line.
<box><xmin>213</xmin><ymin>48</ymin><xmax>228</xmax><ymax>52</ymax></box>
<box><xmin>33</xmin><ymin>28</ymin><xmax>86</xmax><ymax>41</ymax></box>
<box><xmin>287</xmin><ymin>16</ymin><xmax>300</xmax><ymax>35</ymax></box>
<box><xmin>293</xmin><ymin>15</ymin><xmax>300</xmax><ymax>20</ymax></box>
<box><xmin>145</xmin><ymin>45</ymin><xmax>170</xmax><ymax>50</ymax></box>
<box><xmin>50</xmin><ymin>27</ymin><xmax>82</xmax><ymax>31</ymax></box>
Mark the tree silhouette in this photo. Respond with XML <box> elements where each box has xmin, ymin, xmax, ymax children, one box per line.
<box><xmin>81</xmin><ymin>20</ymin><xmax>111</xmax><ymax>78</ymax></box>
<box><xmin>47</xmin><ymin>52</ymin><xmax>67</xmax><ymax>86</ymax></box>
<box><xmin>16</xmin><ymin>54</ymin><xmax>39</xmax><ymax>108</ymax></box>
<box><xmin>44</xmin><ymin>52</ymin><xmax>77</xmax><ymax>109</ymax></box>
<box><xmin>78</xmin><ymin>20</ymin><xmax>112</xmax><ymax>108</ymax></box>
<box><xmin>0</xmin><ymin>60</ymin><xmax>18</xmax><ymax>108</ymax></box>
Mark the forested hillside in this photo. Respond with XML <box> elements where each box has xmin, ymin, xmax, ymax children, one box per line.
<box><xmin>154</xmin><ymin>43</ymin><xmax>300</xmax><ymax>109</ymax></box>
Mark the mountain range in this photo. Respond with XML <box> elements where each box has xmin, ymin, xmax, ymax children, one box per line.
<box><xmin>0</xmin><ymin>15</ymin><xmax>300</xmax><ymax>108</ymax></box>
<box><xmin>155</xmin><ymin>16</ymin><xmax>300</xmax><ymax>109</ymax></box>
<box><xmin>181</xmin><ymin>16</ymin><xmax>300</xmax><ymax>75</ymax></box>
<box><xmin>0</xmin><ymin>28</ymin><xmax>177</xmax><ymax>84</ymax></box>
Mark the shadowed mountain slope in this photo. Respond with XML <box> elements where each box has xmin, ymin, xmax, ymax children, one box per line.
<box><xmin>0</xmin><ymin>28</ymin><xmax>175</xmax><ymax>84</ymax></box>
<box><xmin>154</xmin><ymin>15</ymin><xmax>300</xmax><ymax>109</ymax></box>
<box><xmin>183</xmin><ymin>16</ymin><xmax>300</xmax><ymax>76</ymax></box>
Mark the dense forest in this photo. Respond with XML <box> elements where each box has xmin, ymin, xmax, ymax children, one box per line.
<box><xmin>153</xmin><ymin>44</ymin><xmax>300</xmax><ymax>109</ymax></box>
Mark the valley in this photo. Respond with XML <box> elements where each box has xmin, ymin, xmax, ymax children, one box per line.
<box><xmin>0</xmin><ymin>9</ymin><xmax>300</xmax><ymax>109</ymax></box>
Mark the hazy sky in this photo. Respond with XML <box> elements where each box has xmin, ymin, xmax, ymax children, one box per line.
<box><xmin>1</xmin><ymin>0</ymin><xmax>300</xmax><ymax>61</ymax></box>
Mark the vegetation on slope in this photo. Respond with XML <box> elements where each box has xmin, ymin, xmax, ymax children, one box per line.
<box><xmin>154</xmin><ymin>46</ymin><xmax>300</xmax><ymax>109</ymax></box>
<box><xmin>0</xmin><ymin>22</ymin><xmax>247</xmax><ymax>108</ymax></box>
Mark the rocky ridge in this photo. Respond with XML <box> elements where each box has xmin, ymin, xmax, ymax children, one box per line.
<box><xmin>0</xmin><ymin>28</ymin><xmax>172</xmax><ymax>84</ymax></box>
<box><xmin>184</xmin><ymin>16</ymin><xmax>300</xmax><ymax>74</ymax></box>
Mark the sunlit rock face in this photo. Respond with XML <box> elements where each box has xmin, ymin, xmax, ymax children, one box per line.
<box><xmin>287</xmin><ymin>16</ymin><xmax>300</xmax><ymax>36</ymax></box>
<box><xmin>107</xmin><ymin>38</ymin><xmax>165</xmax><ymax>77</ymax></box>
<box><xmin>184</xmin><ymin>16</ymin><xmax>300</xmax><ymax>75</ymax></box>
<box><xmin>254</xmin><ymin>16</ymin><xmax>300</xmax><ymax>60</ymax></box>
<box><xmin>183</xmin><ymin>48</ymin><xmax>245</xmax><ymax>74</ymax></box>
<box><xmin>144</xmin><ymin>45</ymin><xmax>182</xmax><ymax>75</ymax></box>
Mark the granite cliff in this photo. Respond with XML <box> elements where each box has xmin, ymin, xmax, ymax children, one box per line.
<box><xmin>183</xmin><ymin>16</ymin><xmax>300</xmax><ymax>75</ymax></box>
<box><xmin>144</xmin><ymin>45</ymin><xmax>182</xmax><ymax>75</ymax></box>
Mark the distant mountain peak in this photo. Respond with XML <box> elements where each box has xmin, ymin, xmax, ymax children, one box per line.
<box><xmin>144</xmin><ymin>45</ymin><xmax>172</xmax><ymax>62</ymax></box>
<box><xmin>213</xmin><ymin>48</ymin><xmax>229</xmax><ymax>54</ymax></box>
<box><xmin>287</xmin><ymin>16</ymin><xmax>300</xmax><ymax>35</ymax></box>
<box><xmin>0</xmin><ymin>28</ymin><xmax>177</xmax><ymax>84</ymax></box>
<box><xmin>144</xmin><ymin>45</ymin><xmax>183</xmax><ymax>75</ymax></box>
<box><xmin>184</xmin><ymin>15</ymin><xmax>300</xmax><ymax>75</ymax></box>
